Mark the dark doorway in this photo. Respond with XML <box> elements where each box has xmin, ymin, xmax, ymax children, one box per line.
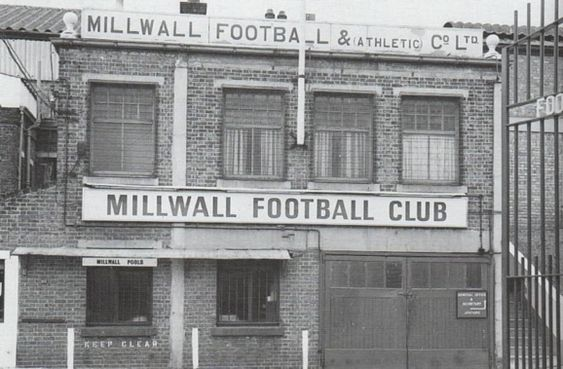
<box><xmin>323</xmin><ymin>254</ymin><xmax>490</xmax><ymax>369</ymax></box>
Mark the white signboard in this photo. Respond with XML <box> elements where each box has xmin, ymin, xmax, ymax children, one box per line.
<box><xmin>82</xmin><ymin>187</ymin><xmax>468</xmax><ymax>228</ymax></box>
<box><xmin>81</xmin><ymin>9</ymin><xmax>483</xmax><ymax>58</ymax></box>
<box><xmin>82</xmin><ymin>257</ymin><xmax>158</xmax><ymax>267</ymax></box>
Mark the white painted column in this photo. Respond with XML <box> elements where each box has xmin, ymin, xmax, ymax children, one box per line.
<box><xmin>0</xmin><ymin>252</ymin><xmax>19</xmax><ymax>368</ymax></box>
<box><xmin>170</xmin><ymin>59</ymin><xmax>188</xmax><ymax>369</ymax></box>
<box><xmin>172</xmin><ymin>59</ymin><xmax>188</xmax><ymax>186</ymax></box>
<box><xmin>191</xmin><ymin>327</ymin><xmax>199</xmax><ymax>369</ymax></box>
<box><xmin>67</xmin><ymin>328</ymin><xmax>75</xmax><ymax>369</ymax></box>
<box><xmin>492</xmin><ymin>81</ymin><xmax>503</xmax><ymax>365</ymax></box>
<box><xmin>302</xmin><ymin>330</ymin><xmax>309</xmax><ymax>369</ymax></box>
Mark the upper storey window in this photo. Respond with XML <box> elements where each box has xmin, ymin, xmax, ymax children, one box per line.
<box><xmin>223</xmin><ymin>90</ymin><xmax>284</xmax><ymax>179</ymax></box>
<box><xmin>313</xmin><ymin>94</ymin><xmax>373</xmax><ymax>181</ymax></box>
<box><xmin>90</xmin><ymin>84</ymin><xmax>156</xmax><ymax>176</ymax></box>
<box><xmin>401</xmin><ymin>97</ymin><xmax>460</xmax><ymax>184</ymax></box>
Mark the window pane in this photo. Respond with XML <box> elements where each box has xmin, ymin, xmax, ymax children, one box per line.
<box><xmin>466</xmin><ymin>263</ymin><xmax>483</xmax><ymax>288</ymax></box>
<box><xmin>349</xmin><ymin>262</ymin><xmax>365</xmax><ymax>287</ymax></box>
<box><xmin>91</xmin><ymin>85</ymin><xmax>155</xmax><ymax>174</ymax></box>
<box><xmin>87</xmin><ymin>268</ymin><xmax>152</xmax><ymax>325</ymax></box>
<box><xmin>402</xmin><ymin>97</ymin><xmax>459</xmax><ymax>183</ymax></box>
<box><xmin>402</xmin><ymin>134</ymin><xmax>429</xmax><ymax>182</ymax></box>
<box><xmin>329</xmin><ymin>261</ymin><xmax>349</xmax><ymax>287</ymax></box>
<box><xmin>314</xmin><ymin>94</ymin><xmax>372</xmax><ymax>180</ymax></box>
<box><xmin>123</xmin><ymin>123</ymin><xmax>155</xmax><ymax>173</ymax></box>
<box><xmin>385</xmin><ymin>261</ymin><xmax>403</xmax><ymax>288</ymax></box>
<box><xmin>448</xmin><ymin>263</ymin><xmax>466</xmax><ymax>288</ymax></box>
<box><xmin>410</xmin><ymin>262</ymin><xmax>429</xmax><ymax>288</ymax></box>
<box><xmin>217</xmin><ymin>261</ymin><xmax>279</xmax><ymax>324</ymax></box>
<box><xmin>428</xmin><ymin>136</ymin><xmax>457</xmax><ymax>182</ymax></box>
<box><xmin>224</xmin><ymin>91</ymin><xmax>283</xmax><ymax>178</ymax></box>
<box><xmin>430</xmin><ymin>263</ymin><xmax>448</xmax><ymax>288</ymax></box>
<box><xmin>87</xmin><ymin>268</ymin><xmax>116</xmax><ymax>324</ymax></box>
<box><xmin>118</xmin><ymin>269</ymin><xmax>151</xmax><ymax>323</ymax></box>
<box><xmin>366</xmin><ymin>261</ymin><xmax>385</xmax><ymax>288</ymax></box>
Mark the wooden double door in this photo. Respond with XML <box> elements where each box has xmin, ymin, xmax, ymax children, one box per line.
<box><xmin>323</xmin><ymin>254</ymin><xmax>491</xmax><ymax>369</ymax></box>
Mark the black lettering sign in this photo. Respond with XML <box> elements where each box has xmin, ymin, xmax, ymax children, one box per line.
<box><xmin>317</xmin><ymin>199</ymin><xmax>330</xmax><ymax>219</ymax></box>
<box><xmin>107</xmin><ymin>194</ymin><xmax>127</xmax><ymax>216</ymax></box>
<box><xmin>389</xmin><ymin>201</ymin><xmax>402</xmax><ymax>221</ymax></box>
<box><xmin>434</xmin><ymin>202</ymin><xmax>447</xmax><ymax>221</ymax></box>
<box><xmin>268</xmin><ymin>198</ymin><xmax>281</xmax><ymax>218</ymax></box>
<box><xmin>88</xmin><ymin>15</ymin><xmax>101</xmax><ymax>32</ymax></box>
<box><xmin>127</xmin><ymin>18</ymin><xmax>139</xmax><ymax>34</ymax></box>
<box><xmin>169</xmin><ymin>196</ymin><xmax>190</xmax><ymax>217</ymax></box>
<box><xmin>140</xmin><ymin>18</ymin><xmax>154</xmax><ymax>35</ymax></box>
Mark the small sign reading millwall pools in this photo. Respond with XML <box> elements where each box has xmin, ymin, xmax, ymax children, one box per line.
<box><xmin>82</xmin><ymin>187</ymin><xmax>468</xmax><ymax>228</ymax></box>
<box><xmin>80</xmin><ymin>9</ymin><xmax>483</xmax><ymax>58</ymax></box>
<box><xmin>82</xmin><ymin>258</ymin><xmax>157</xmax><ymax>267</ymax></box>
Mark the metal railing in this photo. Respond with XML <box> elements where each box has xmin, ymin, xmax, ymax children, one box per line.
<box><xmin>502</xmin><ymin>1</ymin><xmax>563</xmax><ymax>368</ymax></box>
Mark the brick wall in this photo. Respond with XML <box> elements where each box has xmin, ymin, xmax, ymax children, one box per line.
<box><xmin>0</xmin><ymin>108</ymin><xmax>21</xmax><ymax>197</ymax></box>
<box><xmin>16</xmin><ymin>257</ymin><xmax>171</xmax><ymax>368</ymax></box>
<box><xmin>0</xmin><ymin>41</ymin><xmax>497</xmax><ymax>369</ymax></box>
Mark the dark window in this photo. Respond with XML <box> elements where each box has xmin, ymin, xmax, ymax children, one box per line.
<box><xmin>401</xmin><ymin>97</ymin><xmax>460</xmax><ymax>184</ymax></box>
<box><xmin>410</xmin><ymin>261</ymin><xmax>485</xmax><ymax>289</ymax></box>
<box><xmin>217</xmin><ymin>261</ymin><xmax>280</xmax><ymax>325</ymax></box>
<box><xmin>385</xmin><ymin>261</ymin><xmax>403</xmax><ymax>288</ymax></box>
<box><xmin>0</xmin><ymin>260</ymin><xmax>4</xmax><ymax>322</ymax></box>
<box><xmin>86</xmin><ymin>267</ymin><xmax>152</xmax><ymax>326</ymax></box>
<box><xmin>223</xmin><ymin>90</ymin><xmax>284</xmax><ymax>179</ymax></box>
<box><xmin>314</xmin><ymin>94</ymin><xmax>372</xmax><ymax>181</ymax></box>
<box><xmin>90</xmin><ymin>84</ymin><xmax>155</xmax><ymax>175</ymax></box>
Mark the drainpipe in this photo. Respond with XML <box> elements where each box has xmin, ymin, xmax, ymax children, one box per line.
<box><xmin>296</xmin><ymin>0</ymin><xmax>306</xmax><ymax>145</ymax></box>
<box><xmin>25</xmin><ymin>60</ymin><xmax>43</xmax><ymax>188</ymax></box>
<box><xmin>17</xmin><ymin>108</ymin><xmax>25</xmax><ymax>190</ymax></box>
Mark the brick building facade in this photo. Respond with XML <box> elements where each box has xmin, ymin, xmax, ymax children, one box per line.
<box><xmin>0</xmin><ymin>8</ymin><xmax>503</xmax><ymax>369</ymax></box>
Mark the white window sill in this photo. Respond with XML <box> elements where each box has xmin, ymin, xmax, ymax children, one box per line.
<box><xmin>217</xmin><ymin>179</ymin><xmax>291</xmax><ymax>190</ymax></box>
<box><xmin>83</xmin><ymin>176</ymin><xmax>159</xmax><ymax>186</ymax></box>
<box><xmin>396</xmin><ymin>184</ymin><xmax>468</xmax><ymax>194</ymax></box>
<box><xmin>307</xmin><ymin>182</ymin><xmax>381</xmax><ymax>192</ymax></box>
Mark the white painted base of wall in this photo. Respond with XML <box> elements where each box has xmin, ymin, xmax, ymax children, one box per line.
<box><xmin>0</xmin><ymin>251</ymin><xmax>19</xmax><ymax>368</ymax></box>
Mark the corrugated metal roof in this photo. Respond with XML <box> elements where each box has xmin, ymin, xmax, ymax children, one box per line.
<box><xmin>0</xmin><ymin>4</ymin><xmax>79</xmax><ymax>36</ymax></box>
<box><xmin>444</xmin><ymin>21</ymin><xmax>563</xmax><ymax>42</ymax></box>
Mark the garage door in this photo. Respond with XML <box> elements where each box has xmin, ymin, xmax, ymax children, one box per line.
<box><xmin>323</xmin><ymin>255</ymin><xmax>490</xmax><ymax>369</ymax></box>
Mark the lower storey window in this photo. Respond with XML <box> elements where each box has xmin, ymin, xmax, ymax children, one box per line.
<box><xmin>217</xmin><ymin>260</ymin><xmax>280</xmax><ymax>325</ymax></box>
<box><xmin>86</xmin><ymin>267</ymin><xmax>152</xmax><ymax>326</ymax></box>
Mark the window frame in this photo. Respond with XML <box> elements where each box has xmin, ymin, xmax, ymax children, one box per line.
<box><xmin>86</xmin><ymin>267</ymin><xmax>153</xmax><ymax>327</ymax></box>
<box><xmin>222</xmin><ymin>89</ymin><xmax>286</xmax><ymax>181</ymax></box>
<box><xmin>400</xmin><ymin>96</ymin><xmax>461</xmax><ymax>185</ymax></box>
<box><xmin>216</xmin><ymin>260</ymin><xmax>281</xmax><ymax>327</ymax></box>
<box><xmin>89</xmin><ymin>82</ymin><xmax>157</xmax><ymax>177</ymax></box>
<box><xmin>312</xmin><ymin>93</ymin><xmax>374</xmax><ymax>183</ymax></box>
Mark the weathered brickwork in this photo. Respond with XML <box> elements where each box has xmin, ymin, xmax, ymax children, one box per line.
<box><xmin>0</xmin><ymin>108</ymin><xmax>21</xmax><ymax>197</ymax></box>
<box><xmin>0</xmin><ymin>40</ymin><xmax>497</xmax><ymax>369</ymax></box>
<box><xmin>184</xmin><ymin>250</ymin><xmax>320</xmax><ymax>369</ymax></box>
<box><xmin>16</xmin><ymin>257</ymin><xmax>171</xmax><ymax>368</ymax></box>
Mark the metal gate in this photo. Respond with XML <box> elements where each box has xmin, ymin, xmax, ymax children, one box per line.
<box><xmin>322</xmin><ymin>254</ymin><xmax>490</xmax><ymax>369</ymax></box>
<box><xmin>501</xmin><ymin>1</ymin><xmax>563</xmax><ymax>368</ymax></box>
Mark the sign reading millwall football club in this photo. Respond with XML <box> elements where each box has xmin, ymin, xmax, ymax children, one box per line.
<box><xmin>81</xmin><ymin>9</ymin><xmax>483</xmax><ymax>58</ymax></box>
<box><xmin>82</xmin><ymin>187</ymin><xmax>468</xmax><ymax>228</ymax></box>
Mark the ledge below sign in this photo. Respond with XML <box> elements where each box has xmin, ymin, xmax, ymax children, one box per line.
<box><xmin>82</xmin><ymin>187</ymin><xmax>468</xmax><ymax>228</ymax></box>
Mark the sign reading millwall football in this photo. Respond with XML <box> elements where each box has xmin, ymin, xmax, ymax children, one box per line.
<box><xmin>82</xmin><ymin>187</ymin><xmax>468</xmax><ymax>228</ymax></box>
<box><xmin>81</xmin><ymin>9</ymin><xmax>483</xmax><ymax>58</ymax></box>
